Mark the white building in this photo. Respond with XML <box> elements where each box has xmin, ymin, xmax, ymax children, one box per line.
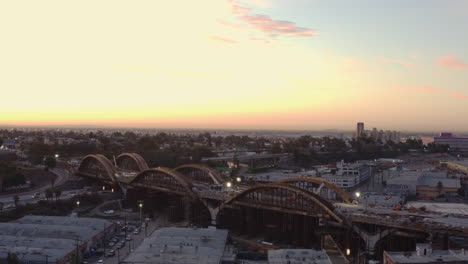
<box><xmin>384</xmin><ymin>244</ymin><xmax>468</xmax><ymax>264</ymax></box>
<box><xmin>320</xmin><ymin>161</ymin><xmax>371</xmax><ymax>189</ymax></box>
<box><xmin>268</xmin><ymin>249</ymin><xmax>331</xmax><ymax>264</ymax></box>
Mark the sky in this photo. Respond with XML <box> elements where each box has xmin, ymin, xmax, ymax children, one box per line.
<box><xmin>1</xmin><ymin>0</ymin><xmax>468</xmax><ymax>132</ymax></box>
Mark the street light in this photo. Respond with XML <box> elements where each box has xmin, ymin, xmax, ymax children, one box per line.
<box><xmin>355</xmin><ymin>192</ymin><xmax>361</xmax><ymax>198</ymax></box>
<box><xmin>226</xmin><ymin>182</ymin><xmax>232</xmax><ymax>188</ymax></box>
<box><xmin>138</xmin><ymin>201</ymin><xmax>144</xmax><ymax>226</ymax></box>
<box><xmin>346</xmin><ymin>248</ymin><xmax>351</xmax><ymax>256</ymax></box>
<box><xmin>54</xmin><ymin>154</ymin><xmax>59</xmax><ymax>158</ymax></box>
<box><xmin>102</xmin><ymin>186</ymin><xmax>105</xmax><ymax>191</ymax></box>
<box><xmin>236</xmin><ymin>177</ymin><xmax>241</xmax><ymax>182</ymax></box>
<box><xmin>76</xmin><ymin>201</ymin><xmax>80</xmax><ymax>207</ymax></box>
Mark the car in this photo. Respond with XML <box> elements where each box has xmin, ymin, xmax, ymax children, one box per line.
<box><xmin>97</xmin><ymin>260</ymin><xmax>103</xmax><ymax>264</ymax></box>
<box><xmin>133</xmin><ymin>229</ymin><xmax>139</xmax><ymax>235</ymax></box>
<box><xmin>116</xmin><ymin>244</ymin><xmax>123</xmax><ymax>249</ymax></box>
<box><xmin>108</xmin><ymin>242</ymin><xmax>115</xmax><ymax>247</ymax></box>
<box><xmin>125</xmin><ymin>236</ymin><xmax>132</xmax><ymax>241</ymax></box>
<box><xmin>103</xmin><ymin>210</ymin><xmax>114</xmax><ymax>215</ymax></box>
<box><xmin>32</xmin><ymin>193</ymin><xmax>40</xmax><ymax>198</ymax></box>
<box><xmin>111</xmin><ymin>238</ymin><xmax>118</xmax><ymax>243</ymax></box>
<box><xmin>141</xmin><ymin>223</ymin><xmax>146</xmax><ymax>228</ymax></box>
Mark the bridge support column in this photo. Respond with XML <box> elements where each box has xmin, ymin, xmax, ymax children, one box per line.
<box><xmin>352</xmin><ymin>226</ymin><xmax>392</xmax><ymax>257</ymax></box>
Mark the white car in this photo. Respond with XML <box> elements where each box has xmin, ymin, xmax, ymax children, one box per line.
<box><xmin>97</xmin><ymin>260</ymin><xmax>103</xmax><ymax>264</ymax></box>
<box><xmin>103</xmin><ymin>210</ymin><xmax>114</xmax><ymax>215</ymax></box>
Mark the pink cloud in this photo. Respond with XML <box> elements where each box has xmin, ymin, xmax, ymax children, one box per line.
<box><xmin>225</xmin><ymin>0</ymin><xmax>316</xmax><ymax>39</ymax></box>
<box><xmin>437</xmin><ymin>56</ymin><xmax>468</xmax><ymax>69</ymax></box>
<box><xmin>391</xmin><ymin>86</ymin><xmax>468</xmax><ymax>99</ymax></box>
<box><xmin>378</xmin><ymin>57</ymin><xmax>416</xmax><ymax>68</ymax></box>
<box><xmin>208</xmin><ymin>35</ymin><xmax>237</xmax><ymax>44</ymax></box>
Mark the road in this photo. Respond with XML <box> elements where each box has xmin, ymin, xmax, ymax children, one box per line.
<box><xmin>0</xmin><ymin>168</ymin><xmax>72</xmax><ymax>209</ymax></box>
<box><xmin>90</xmin><ymin>220</ymin><xmax>160</xmax><ymax>264</ymax></box>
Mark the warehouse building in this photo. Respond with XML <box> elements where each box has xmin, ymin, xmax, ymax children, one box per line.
<box><xmin>0</xmin><ymin>216</ymin><xmax>115</xmax><ymax>264</ymax></box>
<box><xmin>122</xmin><ymin>226</ymin><xmax>234</xmax><ymax>264</ymax></box>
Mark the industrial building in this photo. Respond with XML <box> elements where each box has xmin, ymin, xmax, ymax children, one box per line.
<box><xmin>385</xmin><ymin>171</ymin><xmax>461</xmax><ymax>199</ymax></box>
<box><xmin>268</xmin><ymin>249</ymin><xmax>332</xmax><ymax>264</ymax></box>
<box><xmin>121</xmin><ymin>226</ymin><xmax>234</xmax><ymax>264</ymax></box>
<box><xmin>384</xmin><ymin>244</ymin><xmax>468</xmax><ymax>263</ymax></box>
<box><xmin>0</xmin><ymin>216</ymin><xmax>115</xmax><ymax>264</ymax></box>
<box><xmin>434</xmin><ymin>133</ymin><xmax>468</xmax><ymax>152</ymax></box>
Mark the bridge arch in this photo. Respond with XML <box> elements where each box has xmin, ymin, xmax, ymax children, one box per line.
<box><xmin>174</xmin><ymin>164</ymin><xmax>224</xmax><ymax>185</ymax></box>
<box><xmin>128</xmin><ymin>168</ymin><xmax>197</xmax><ymax>199</ymax></box>
<box><xmin>221</xmin><ymin>183</ymin><xmax>344</xmax><ymax>223</ymax></box>
<box><xmin>276</xmin><ymin>177</ymin><xmax>352</xmax><ymax>203</ymax></box>
<box><xmin>77</xmin><ymin>154</ymin><xmax>118</xmax><ymax>182</ymax></box>
<box><xmin>116</xmin><ymin>153</ymin><xmax>149</xmax><ymax>171</ymax></box>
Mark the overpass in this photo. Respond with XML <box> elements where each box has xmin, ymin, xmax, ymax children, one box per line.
<box><xmin>75</xmin><ymin>153</ymin><xmax>468</xmax><ymax>260</ymax></box>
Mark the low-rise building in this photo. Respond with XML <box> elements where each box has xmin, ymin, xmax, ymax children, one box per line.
<box><xmin>386</xmin><ymin>171</ymin><xmax>460</xmax><ymax>199</ymax></box>
<box><xmin>320</xmin><ymin>161</ymin><xmax>371</xmax><ymax>189</ymax></box>
<box><xmin>268</xmin><ymin>249</ymin><xmax>332</xmax><ymax>264</ymax></box>
<box><xmin>0</xmin><ymin>216</ymin><xmax>115</xmax><ymax>264</ymax></box>
<box><xmin>384</xmin><ymin>244</ymin><xmax>468</xmax><ymax>264</ymax></box>
<box><xmin>121</xmin><ymin>226</ymin><xmax>234</xmax><ymax>264</ymax></box>
<box><xmin>434</xmin><ymin>133</ymin><xmax>468</xmax><ymax>152</ymax></box>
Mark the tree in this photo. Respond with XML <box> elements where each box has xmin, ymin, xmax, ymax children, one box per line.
<box><xmin>6</xmin><ymin>252</ymin><xmax>19</xmax><ymax>264</ymax></box>
<box><xmin>437</xmin><ymin>181</ymin><xmax>444</xmax><ymax>195</ymax></box>
<box><xmin>0</xmin><ymin>201</ymin><xmax>3</xmax><ymax>214</ymax></box>
<box><xmin>54</xmin><ymin>188</ymin><xmax>62</xmax><ymax>202</ymax></box>
<box><xmin>44</xmin><ymin>156</ymin><xmax>57</xmax><ymax>172</ymax></box>
<box><xmin>45</xmin><ymin>188</ymin><xmax>53</xmax><ymax>203</ymax></box>
<box><xmin>13</xmin><ymin>195</ymin><xmax>19</xmax><ymax>209</ymax></box>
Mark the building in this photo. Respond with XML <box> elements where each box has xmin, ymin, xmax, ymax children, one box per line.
<box><xmin>356</xmin><ymin>122</ymin><xmax>365</xmax><ymax>138</ymax></box>
<box><xmin>0</xmin><ymin>216</ymin><xmax>115</xmax><ymax>264</ymax></box>
<box><xmin>434</xmin><ymin>133</ymin><xmax>468</xmax><ymax>152</ymax></box>
<box><xmin>384</xmin><ymin>244</ymin><xmax>468</xmax><ymax>263</ymax></box>
<box><xmin>268</xmin><ymin>249</ymin><xmax>332</xmax><ymax>264</ymax></box>
<box><xmin>416</xmin><ymin>175</ymin><xmax>461</xmax><ymax>200</ymax></box>
<box><xmin>320</xmin><ymin>161</ymin><xmax>371</xmax><ymax>189</ymax></box>
<box><xmin>385</xmin><ymin>171</ymin><xmax>459</xmax><ymax>199</ymax></box>
<box><xmin>121</xmin><ymin>227</ymin><xmax>234</xmax><ymax>264</ymax></box>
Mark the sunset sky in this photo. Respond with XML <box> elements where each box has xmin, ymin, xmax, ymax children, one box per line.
<box><xmin>1</xmin><ymin>0</ymin><xmax>468</xmax><ymax>131</ymax></box>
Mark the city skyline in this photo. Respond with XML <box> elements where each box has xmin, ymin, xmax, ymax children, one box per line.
<box><xmin>1</xmin><ymin>0</ymin><xmax>468</xmax><ymax>130</ymax></box>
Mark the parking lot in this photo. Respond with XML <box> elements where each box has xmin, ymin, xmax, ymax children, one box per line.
<box><xmin>86</xmin><ymin>219</ymin><xmax>157</xmax><ymax>264</ymax></box>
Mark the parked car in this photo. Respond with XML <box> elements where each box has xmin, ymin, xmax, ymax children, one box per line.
<box><xmin>108</xmin><ymin>242</ymin><xmax>115</xmax><ymax>247</ymax></box>
<box><xmin>104</xmin><ymin>210</ymin><xmax>114</xmax><ymax>215</ymax></box>
<box><xmin>125</xmin><ymin>236</ymin><xmax>132</xmax><ymax>241</ymax></box>
<box><xmin>133</xmin><ymin>229</ymin><xmax>140</xmax><ymax>235</ymax></box>
<box><xmin>97</xmin><ymin>260</ymin><xmax>103</xmax><ymax>264</ymax></box>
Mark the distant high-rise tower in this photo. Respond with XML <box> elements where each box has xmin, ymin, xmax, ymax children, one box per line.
<box><xmin>356</xmin><ymin>122</ymin><xmax>364</xmax><ymax>138</ymax></box>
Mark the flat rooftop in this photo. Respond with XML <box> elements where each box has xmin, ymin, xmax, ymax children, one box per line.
<box><xmin>122</xmin><ymin>227</ymin><xmax>229</xmax><ymax>264</ymax></box>
<box><xmin>385</xmin><ymin>249</ymin><xmax>468</xmax><ymax>263</ymax></box>
<box><xmin>0</xmin><ymin>216</ymin><xmax>114</xmax><ymax>263</ymax></box>
<box><xmin>268</xmin><ymin>249</ymin><xmax>331</xmax><ymax>264</ymax></box>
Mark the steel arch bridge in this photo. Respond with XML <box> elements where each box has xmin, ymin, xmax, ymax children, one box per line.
<box><xmin>276</xmin><ymin>177</ymin><xmax>352</xmax><ymax>203</ymax></box>
<box><xmin>174</xmin><ymin>164</ymin><xmax>224</xmax><ymax>185</ymax></box>
<box><xmin>128</xmin><ymin>168</ymin><xmax>198</xmax><ymax>200</ymax></box>
<box><xmin>116</xmin><ymin>153</ymin><xmax>149</xmax><ymax>171</ymax></box>
<box><xmin>77</xmin><ymin>154</ymin><xmax>119</xmax><ymax>183</ymax></box>
<box><xmin>221</xmin><ymin>183</ymin><xmax>344</xmax><ymax>223</ymax></box>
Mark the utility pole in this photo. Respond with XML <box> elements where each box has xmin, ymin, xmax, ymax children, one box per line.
<box><xmin>74</xmin><ymin>236</ymin><xmax>81</xmax><ymax>264</ymax></box>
